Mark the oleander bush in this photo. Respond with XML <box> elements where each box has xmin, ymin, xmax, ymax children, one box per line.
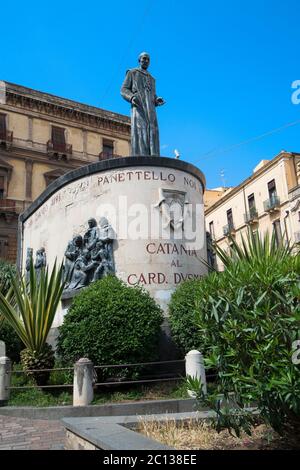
<box><xmin>187</xmin><ymin>232</ymin><xmax>300</xmax><ymax>444</ymax></box>
<box><xmin>57</xmin><ymin>276</ymin><xmax>164</xmax><ymax>379</ymax></box>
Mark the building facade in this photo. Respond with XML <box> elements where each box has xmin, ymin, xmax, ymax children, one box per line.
<box><xmin>0</xmin><ymin>81</ymin><xmax>130</xmax><ymax>262</ymax></box>
<box><xmin>205</xmin><ymin>151</ymin><xmax>300</xmax><ymax>270</ymax></box>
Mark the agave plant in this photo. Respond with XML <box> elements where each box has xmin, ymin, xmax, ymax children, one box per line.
<box><xmin>0</xmin><ymin>259</ymin><xmax>65</xmax><ymax>385</ymax></box>
<box><xmin>216</xmin><ymin>229</ymin><xmax>293</xmax><ymax>269</ymax></box>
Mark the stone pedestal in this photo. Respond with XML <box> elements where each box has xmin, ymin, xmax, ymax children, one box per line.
<box><xmin>18</xmin><ymin>157</ymin><xmax>207</xmax><ymax>356</ymax></box>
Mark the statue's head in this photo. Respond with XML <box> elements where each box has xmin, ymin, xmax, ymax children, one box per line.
<box><xmin>27</xmin><ymin>248</ymin><xmax>33</xmax><ymax>256</ymax></box>
<box><xmin>74</xmin><ymin>235</ymin><xmax>83</xmax><ymax>247</ymax></box>
<box><xmin>99</xmin><ymin>217</ymin><xmax>109</xmax><ymax>228</ymax></box>
<box><xmin>139</xmin><ymin>52</ymin><xmax>150</xmax><ymax>70</ymax></box>
<box><xmin>88</xmin><ymin>218</ymin><xmax>97</xmax><ymax>228</ymax></box>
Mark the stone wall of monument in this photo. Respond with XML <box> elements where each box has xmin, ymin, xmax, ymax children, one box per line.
<box><xmin>19</xmin><ymin>157</ymin><xmax>207</xmax><ymax>325</ymax></box>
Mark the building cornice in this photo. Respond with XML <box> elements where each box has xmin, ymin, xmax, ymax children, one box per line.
<box><xmin>205</xmin><ymin>151</ymin><xmax>299</xmax><ymax>215</ymax></box>
<box><xmin>3</xmin><ymin>81</ymin><xmax>131</xmax><ymax>136</ymax></box>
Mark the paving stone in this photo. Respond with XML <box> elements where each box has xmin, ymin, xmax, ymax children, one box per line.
<box><xmin>0</xmin><ymin>415</ymin><xmax>65</xmax><ymax>450</ymax></box>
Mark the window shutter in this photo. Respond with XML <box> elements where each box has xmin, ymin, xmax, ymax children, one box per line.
<box><xmin>52</xmin><ymin>126</ymin><xmax>65</xmax><ymax>145</ymax></box>
<box><xmin>0</xmin><ymin>114</ymin><xmax>6</xmax><ymax>137</ymax></box>
<box><xmin>102</xmin><ymin>139</ymin><xmax>114</xmax><ymax>156</ymax></box>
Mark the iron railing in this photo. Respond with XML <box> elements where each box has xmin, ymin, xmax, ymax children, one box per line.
<box><xmin>0</xmin><ymin>129</ymin><xmax>13</xmax><ymax>142</ymax></box>
<box><xmin>99</xmin><ymin>151</ymin><xmax>122</xmax><ymax>160</ymax></box>
<box><xmin>294</xmin><ymin>231</ymin><xmax>300</xmax><ymax>244</ymax></box>
<box><xmin>47</xmin><ymin>140</ymin><xmax>72</xmax><ymax>156</ymax></box>
<box><xmin>7</xmin><ymin>359</ymin><xmax>189</xmax><ymax>391</ymax></box>
<box><xmin>223</xmin><ymin>223</ymin><xmax>235</xmax><ymax>236</ymax></box>
<box><xmin>244</xmin><ymin>208</ymin><xmax>258</xmax><ymax>224</ymax></box>
<box><xmin>263</xmin><ymin>195</ymin><xmax>280</xmax><ymax>212</ymax></box>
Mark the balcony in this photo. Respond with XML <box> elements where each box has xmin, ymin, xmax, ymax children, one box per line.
<box><xmin>289</xmin><ymin>185</ymin><xmax>300</xmax><ymax>202</ymax></box>
<box><xmin>47</xmin><ymin>140</ymin><xmax>72</xmax><ymax>161</ymax></box>
<box><xmin>294</xmin><ymin>231</ymin><xmax>300</xmax><ymax>244</ymax></box>
<box><xmin>244</xmin><ymin>208</ymin><xmax>259</xmax><ymax>225</ymax></box>
<box><xmin>0</xmin><ymin>199</ymin><xmax>26</xmax><ymax>217</ymax></box>
<box><xmin>223</xmin><ymin>223</ymin><xmax>235</xmax><ymax>237</ymax></box>
<box><xmin>263</xmin><ymin>195</ymin><xmax>280</xmax><ymax>213</ymax></box>
<box><xmin>0</xmin><ymin>130</ymin><xmax>13</xmax><ymax>150</ymax></box>
<box><xmin>99</xmin><ymin>152</ymin><xmax>122</xmax><ymax>161</ymax></box>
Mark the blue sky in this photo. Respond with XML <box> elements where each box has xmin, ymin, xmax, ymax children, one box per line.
<box><xmin>1</xmin><ymin>0</ymin><xmax>300</xmax><ymax>188</ymax></box>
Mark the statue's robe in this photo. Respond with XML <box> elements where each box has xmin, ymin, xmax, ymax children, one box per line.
<box><xmin>121</xmin><ymin>68</ymin><xmax>160</xmax><ymax>156</ymax></box>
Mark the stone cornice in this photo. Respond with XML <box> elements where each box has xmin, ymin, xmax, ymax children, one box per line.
<box><xmin>3</xmin><ymin>81</ymin><xmax>130</xmax><ymax>136</ymax></box>
<box><xmin>19</xmin><ymin>156</ymin><xmax>206</xmax><ymax>223</ymax></box>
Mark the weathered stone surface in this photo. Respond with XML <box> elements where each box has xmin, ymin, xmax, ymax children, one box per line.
<box><xmin>19</xmin><ymin>157</ymin><xmax>207</xmax><ymax>326</ymax></box>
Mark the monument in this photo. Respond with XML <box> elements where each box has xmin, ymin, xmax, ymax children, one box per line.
<box><xmin>121</xmin><ymin>52</ymin><xmax>165</xmax><ymax>156</ymax></box>
<box><xmin>18</xmin><ymin>53</ymin><xmax>207</xmax><ymax>354</ymax></box>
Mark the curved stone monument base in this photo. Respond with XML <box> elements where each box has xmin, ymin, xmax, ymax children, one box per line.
<box><xmin>18</xmin><ymin>156</ymin><xmax>207</xmax><ymax>358</ymax></box>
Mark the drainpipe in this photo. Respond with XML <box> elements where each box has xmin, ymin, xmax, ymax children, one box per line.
<box><xmin>242</xmin><ymin>186</ymin><xmax>248</xmax><ymax>231</ymax></box>
<box><xmin>283</xmin><ymin>210</ymin><xmax>290</xmax><ymax>245</ymax></box>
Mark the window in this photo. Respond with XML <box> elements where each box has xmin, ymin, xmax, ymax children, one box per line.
<box><xmin>51</xmin><ymin>126</ymin><xmax>66</xmax><ymax>150</ymax></box>
<box><xmin>209</xmin><ymin>221</ymin><xmax>215</xmax><ymax>239</ymax></box>
<box><xmin>248</xmin><ymin>193</ymin><xmax>255</xmax><ymax>211</ymax></box>
<box><xmin>227</xmin><ymin>209</ymin><xmax>234</xmax><ymax>229</ymax></box>
<box><xmin>0</xmin><ymin>114</ymin><xmax>6</xmax><ymax>139</ymax></box>
<box><xmin>273</xmin><ymin>219</ymin><xmax>282</xmax><ymax>246</ymax></box>
<box><xmin>0</xmin><ymin>176</ymin><xmax>4</xmax><ymax>199</ymax></box>
<box><xmin>268</xmin><ymin>179</ymin><xmax>277</xmax><ymax>202</ymax></box>
<box><xmin>0</xmin><ymin>236</ymin><xmax>8</xmax><ymax>259</ymax></box>
<box><xmin>102</xmin><ymin>139</ymin><xmax>114</xmax><ymax>157</ymax></box>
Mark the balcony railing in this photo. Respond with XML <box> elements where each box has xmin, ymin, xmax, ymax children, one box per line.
<box><xmin>0</xmin><ymin>130</ymin><xmax>13</xmax><ymax>149</ymax></box>
<box><xmin>223</xmin><ymin>223</ymin><xmax>235</xmax><ymax>236</ymax></box>
<box><xmin>244</xmin><ymin>208</ymin><xmax>259</xmax><ymax>224</ymax></box>
<box><xmin>47</xmin><ymin>140</ymin><xmax>72</xmax><ymax>160</ymax></box>
<box><xmin>0</xmin><ymin>199</ymin><xmax>26</xmax><ymax>214</ymax></box>
<box><xmin>99</xmin><ymin>152</ymin><xmax>122</xmax><ymax>161</ymax></box>
<box><xmin>289</xmin><ymin>185</ymin><xmax>300</xmax><ymax>202</ymax></box>
<box><xmin>263</xmin><ymin>195</ymin><xmax>280</xmax><ymax>212</ymax></box>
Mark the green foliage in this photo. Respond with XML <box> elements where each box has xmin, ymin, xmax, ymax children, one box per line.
<box><xmin>0</xmin><ymin>320</ymin><xmax>23</xmax><ymax>363</ymax></box>
<box><xmin>0</xmin><ymin>261</ymin><xmax>23</xmax><ymax>362</ymax></box>
<box><xmin>0</xmin><ymin>259</ymin><xmax>65</xmax><ymax>383</ymax></box>
<box><xmin>185</xmin><ymin>231</ymin><xmax>300</xmax><ymax>442</ymax></box>
<box><xmin>168</xmin><ymin>275</ymin><xmax>222</xmax><ymax>356</ymax></box>
<box><xmin>0</xmin><ymin>260</ymin><xmax>16</xmax><ymax>292</ymax></box>
<box><xmin>57</xmin><ymin>276</ymin><xmax>163</xmax><ymax>375</ymax></box>
<box><xmin>0</xmin><ymin>259</ymin><xmax>64</xmax><ymax>353</ymax></box>
<box><xmin>168</xmin><ymin>280</ymin><xmax>202</xmax><ymax>354</ymax></box>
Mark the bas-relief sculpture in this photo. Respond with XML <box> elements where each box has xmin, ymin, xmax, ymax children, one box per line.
<box><xmin>25</xmin><ymin>247</ymin><xmax>46</xmax><ymax>283</ymax></box>
<box><xmin>121</xmin><ymin>52</ymin><xmax>165</xmax><ymax>157</ymax></box>
<box><xmin>34</xmin><ymin>247</ymin><xmax>46</xmax><ymax>282</ymax></box>
<box><xmin>63</xmin><ymin>217</ymin><xmax>115</xmax><ymax>291</ymax></box>
<box><xmin>24</xmin><ymin>218</ymin><xmax>115</xmax><ymax>291</ymax></box>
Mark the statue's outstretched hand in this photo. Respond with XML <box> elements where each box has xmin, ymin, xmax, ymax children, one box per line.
<box><xmin>155</xmin><ymin>97</ymin><xmax>165</xmax><ymax>106</ymax></box>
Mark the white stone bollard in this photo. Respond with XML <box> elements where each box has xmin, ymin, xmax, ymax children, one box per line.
<box><xmin>0</xmin><ymin>356</ymin><xmax>12</xmax><ymax>404</ymax></box>
<box><xmin>185</xmin><ymin>350</ymin><xmax>207</xmax><ymax>398</ymax></box>
<box><xmin>73</xmin><ymin>358</ymin><xmax>94</xmax><ymax>406</ymax></box>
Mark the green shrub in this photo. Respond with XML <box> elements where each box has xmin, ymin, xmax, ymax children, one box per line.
<box><xmin>0</xmin><ymin>261</ymin><xmax>22</xmax><ymax>362</ymax></box>
<box><xmin>57</xmin><ymin>276</ymin><xmax>163</xmax><ymax>376</ymax></box>
<box><xmin>168</xmin><ymin>276</ymin><xmax>222</xmax><ymax>356</ymax></box>
<box><xmin>189</xmin><ymin>232</ymin><xmax>300</xmax><ymax>444</ymax></box>
<box><xmin>0</xmin><ymin>260</ymin><xmax>16</xmax><ymax>297</ymax></box>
